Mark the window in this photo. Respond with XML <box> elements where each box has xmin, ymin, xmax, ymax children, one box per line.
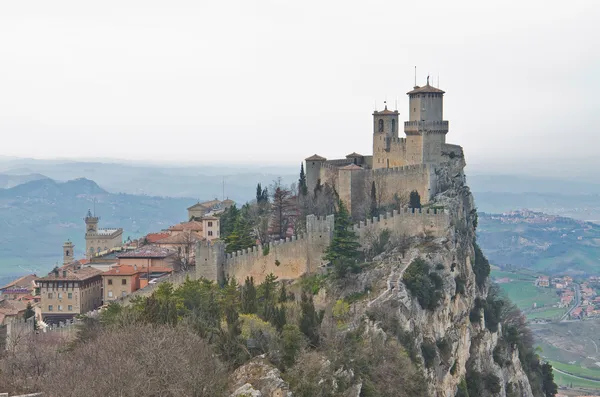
<box><xmin>48</xmin><ymin>305</ymin><xmax>53</xmax><ymax>311</ymax></box>
<box><xmin>58</xmin><ymin>292</ymin><xmax>63</xmax><ymax>299</ymax></box>
<box><xmin>378</xmin><ymin>119</ymin><xmax>384</xmax><ymax>132</ymax></box>
<box><xmin>108</xmin><ymin>279</ymin><xmax>113</xmax><ymax>285</ymax></box>
<box><xmin>108</xmin><ymin>291</ymin><xmax>113</xmax><ymax>298</ymax></box>
<box><xmin>68</xmin><ymin>292</ymin><xmax>73</xmax><ymax>299</ymax></box>
<box><xmin>68</xmin><ymin>305</ymin><xmax>73</xmax><ymax>311</ymax></box>
<box><xmin>208</xmin><ymin>231</ymin><xmax>213</xmax><ymax>236</ymax></box>
<box><xmin>58</xmin><ymin>305</ymin><xmax>63</xmax><ymax>311</ymax></box>
<box><xmin>122</xmin><ymin>279</ymin><xmax>127</xmax><ymax>285</ymax></box>
<box><xmin>208</xmin><ymin>221</ymin><xmax>213</xmax><ymax>227</ymax></box>
<box><xmin>391</xmin><ymin>119</ymin><xmax>396</xmax><ymax>133</ymax></box>
<box><xmin>48</xmin><ymin>293</ymin><xmax>53</xmax><ymax>299</ymax></box>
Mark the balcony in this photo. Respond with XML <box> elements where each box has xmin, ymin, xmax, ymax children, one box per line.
<box><xmin>404</xmin><ymin>120</ymin><xmax>449</xmax><ymax>134</ymax></box>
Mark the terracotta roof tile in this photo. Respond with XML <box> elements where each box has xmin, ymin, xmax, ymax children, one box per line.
<box><xmin>305</xmin><ymin>154</ymin><xmax>327</xmax><ymax>161</ymax></box>
<box><xmin>406</xmin><ymin>84</ymin><xmax>445</xmax><ymax>95</ymax></box>
<box><xmin>117</xmin><ymin>246</ymin><xmax>175</xmax><ymax>258</ymax></box>
<box><xmin>168</xmin><ymin>221</ymin><xmax>204</xmax><ymax>232</ymax></box>
<box><xmin>37</xmin><ymin>266</ymin><xmax>103</xmax><ymax>282</ymax></box>
<box><xmin>145</xmin><ymin>233</ymin><xmax>171</xmax><ymax>243</ymax></box>
<box><xmin>340</xmin><ymin>164</ymin><xmax>363</xmax><ymax>170</ymax></box>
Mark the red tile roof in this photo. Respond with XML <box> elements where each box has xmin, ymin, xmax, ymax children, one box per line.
<box><xmin>145</xmin><ymin>233</ymin><xmax>170</xmax><ymax>243</ymax></box>
<box><xmin>168</xmin><ymin>221</ymin><xmax>204</xmax><ymax>232</ymax></box>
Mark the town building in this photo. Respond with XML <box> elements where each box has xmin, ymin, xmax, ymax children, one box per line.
<box><xmin>0</xmin><ymin>299</ymin><xmax>28</xmax><ymax>325</ymax></box>
<box><xmin>305</xmin><ymin>79</ymin><xmax>464</xmax><ymax>217</ymax></box>
<box><xmin>102</xmin><ymin>264</ymin><xmax>172</xmax><ymax>302</ymax></box>
<box><xmin>117</xmin><ymin>246</ymin><xmax>176</xmax><ymax>269</ymax></box>
<box><xmin>187</xmin><ymin>199</ymin><xmax>235</xmax><ymax>220</ymax></box>
<box><xmin>535</xmin><ymin>276</ymin><xmax>550</xmax><ymax>287</ymax></box>
<box><xmin>36</xmin><ymin>264</ymin><xmax>103</xmax><ymax>324</ymax></box>
<box><xmin>84</xmin><ymin>210</ymin><xmax>123</xmax><ymax>259</ymax></box>
<box><xmin>0</xmin><ymin>274</ymin><xmax>38</xmax><ymax>300</ymax></box>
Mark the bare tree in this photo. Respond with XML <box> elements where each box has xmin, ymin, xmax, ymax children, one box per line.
<box><xmin>270</xmin><ymin>179</ymin><xmax>297</xmax><ymax>240</ymax></box>
<box><xmin>172</xmin><ymin>230</ymin><xmax>198</xmax><ymax>271</ymax></box>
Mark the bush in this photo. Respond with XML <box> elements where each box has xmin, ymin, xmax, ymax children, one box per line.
<box><xmin>469</xmin><ymin>298</ymin><xmax>485</xmax><ymax>324</ymax></box>
<box><xmin>455</xmin><ymin>378</ymin><xmax>469</xmax><ymax>397</ymax></box>
<box><xmin>421</xmin><ymin>341</ymin><xmax>437</xmax><ymax>368</ymax></box>
<box><xmin>483</xmin><ymin>373</ymin><xmax>501</xmax><ymax>394</ymax></box>
<box><xmin>436</xmin><ymin>337</ymin><xmax>452</xmax><ymax>363</ymax></box>
<box><xmin>435</xmin><ymin>263</ymin><xmax>445</xmax><ymax>271</ymax></box>
<box><xmin>402</xmin><ymin>259</ymin><xmax>444</xmax><ymax>310</ymax></box>
<box><xmin>473</xmin><ymin>242</ymin><xmax>490</xmax><ymax>288</ymax></box>
<box><xmin>455</xmin><ymin>275</ymin><xmax>466</xmax><ymax>295</ymax></box>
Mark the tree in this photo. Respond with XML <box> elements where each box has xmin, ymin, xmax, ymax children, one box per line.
<box><xmin>219</xmin><ymin>204</ymin><xmax>240</xmax><ymax>239</ymax></box>
<box><xmin>323</xmin><ymin>200</ymin><xmax>361</xmax><ymax>278</ymax></box>
<box><xmin>299</xmin><ymin>291</ymin><xmax>322</xmax><ymax>347</ymax></box>
<box><xmin>270</xmin><ymin>181</ymin><xmax>296</xmax><ymax>240</ymax></box>
<box><xmin>279</xmin><ymin>282</ymin><xmax>288</xmax><ymax>303</ymax></box>
<box><xmin>225</xmin><ymin>204</ymin><xmax>255</xmax><ymax>254</ymax></box>
<box><xmin>370</xmin><ymin>181</ymin><xmax>378</xmax><ymax>219</ymax></box>
<box><xmin>299</xmin><ymin>163</ymin><xmax>308</xmax><ymax>196</ymax></box>
<box><xmin>23</xmin><ymin>302</ymin><xmax>36</xmax><ymax>331</ymax></box>
<box><xmin>171</xmin><ymin>230</ymin><xmax>197</xmax><ymax>271</ymax></box>
<box><xmin>409</xmin><ymin>190</ymin><xmax>421</xmax><ymax>209</ymax></box>
<box><xmin>256</xmin><ymin>183</ymin><xmax>269</xmax><ymax>204</ymax></box>
<box><xmin>241</xmin><ymin>277</ymin><xmax>258</xmax><ymax>314</ymax></box>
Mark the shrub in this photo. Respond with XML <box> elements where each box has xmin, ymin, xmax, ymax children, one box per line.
<box><xmin>483</xmin><ymin>373</ymin><xmax>502</xmax><ymax>394</ymax></box>
<box><xmin>421</xmin><ymin>341</ymin><xmax>437</xmax><ymax>368</ymax></box>
<box><xmin>455</xmin><ymin>275</ymin><xmax>466</xmax><ymax>295</ymax></box>
<box><xmin>473</xmin><ymin>242</ymin><xmax>490</xmax><ymax>288</ymax></box>
<box><xmin>455</xmin><ymin>378</ymin><xmax>469</xmax><ymax>397</ymax></box>
<box><xmin>436</xmin><ymin>337</ymin><xmax>452</xmax><ymax>363</ymax></box>
<box><xmin>262</xmin><ymin>245</ymin><xmax>270</xmax><ymax>256</ymax></box>
<box><xmin>402</xmin><ymin>259</ymin><xmax>444</xmax><ymax>310</ymax></box>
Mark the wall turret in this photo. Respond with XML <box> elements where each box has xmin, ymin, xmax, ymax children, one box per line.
<box><xmin>63</xmin><ymin>240</ymin><xmax>74</xmax><ymax>265</ymax></box>
<box><xmin>305</xmin><ymin>154</ymin><xmax>327</xmax><ymax>195</ymax></box>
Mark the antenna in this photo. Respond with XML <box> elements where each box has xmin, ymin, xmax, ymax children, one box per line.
<box><xmin>395</xmin><ymin>97</ymin><xmax>398</xmax><ymax>111</ymax></box>
<box><xmin>93</xmin><ymin>198</ymin><xmax>96</xmax><ymax>217</ymax></box>
<box><xmin>414</xmin><ymin>66</ymin><xmax>417</xmax><ymax>86</ymax></box>
<box><xmin>437</xmin><ymin>73</ymin><xmax>440</xmax><ymax>87</ymax></box>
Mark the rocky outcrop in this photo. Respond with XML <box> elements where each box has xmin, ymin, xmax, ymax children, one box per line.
<box><xmin>229</xmin><ymin>355</ymin><xmax>292</xmax><ymax>397</ymax></box>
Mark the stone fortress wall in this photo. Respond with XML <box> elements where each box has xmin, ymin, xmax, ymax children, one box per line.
<box><xmin>196</xmin><ymin>210</ymin><xmax>449</xmax><ymax>284</ymax></box>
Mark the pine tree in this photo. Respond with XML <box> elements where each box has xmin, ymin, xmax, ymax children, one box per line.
<box><xmin>299</xmin><ymin>163</ymin><xmax>308</xmax><ymax>196</ymax></box>
<box><xmin>241</xmin><ymin>276</ymin><xmax>258</xmax><ymax>314</ymax></box>
<box><xmin>370</xmin><ymin>181</ymin><xmax>378</xmax><ymax>219</ymax></box>
<box><xmin>299</xmin><ymin>291</ymin><xmax>322</xmax><ymax>347</ymax></box>
<box><xmin>409</xmin><ymin>190</ymin><xmax>421</xmax><ymax>209</ymax></box>
<box><xmin>324</xmin><ymin>200</ymin><xmax>361</xmax><ymax>278</ymax></box>
<box><xmin>279</xmin><ymin>282</ymin><xmax>288</xmax><ymax>303</ymax></box>
<box><xmin>256</xmin><ymin>183</ymin><xmax>263</xmax><ymax>202</ymax></box>
<box><xmin>225</xmin><ymin>205</ymin><xmax>255</xmax><ymax>254</ymax></box>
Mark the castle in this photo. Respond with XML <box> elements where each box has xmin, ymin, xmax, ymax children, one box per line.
<box><xmin>197</xmin><ymin>79</ymin><xmax>464</xmax><ymax>284</ymax></box>
<box><xmin>84</xmin><ymin>210</ymin><xmax>123</xmax><ymax>259</ymax></box>
<box><xmin>305</xmin><ymin>78</ymin><xmax>463</xmax><ymax>218</ymax></box>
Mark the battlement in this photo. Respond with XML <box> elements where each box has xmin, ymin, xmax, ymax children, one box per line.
<box><xmin>224</xmin><ymin>235</ymin><xmax>305</xmax><ymax>260</ymax></box>
<box><xmin>353</xmin><ymin>207</ymin><xmax>447</xmax><ymax>231</ymax></box>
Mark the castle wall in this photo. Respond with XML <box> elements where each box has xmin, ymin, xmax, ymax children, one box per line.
<box><xmin>353</xmin><ymin>208</ymin><xmax>449</xmax><ymax>246</ymax></box>
<box><xmin>197</xmin><ymin>215</ymin><xmax>334</xmax><ymax>284</ymax></box>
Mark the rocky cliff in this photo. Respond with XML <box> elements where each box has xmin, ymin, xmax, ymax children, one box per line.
<box><xmin>230</xmin><ymin>155</ymin><xmax>549</xmax><ymax>397</ymax></box>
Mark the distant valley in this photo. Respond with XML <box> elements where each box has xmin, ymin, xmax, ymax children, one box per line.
<box><xmin>478</xmin><ymin>210</ymin><xmax>600</xmax><ymax>275</ymax></box>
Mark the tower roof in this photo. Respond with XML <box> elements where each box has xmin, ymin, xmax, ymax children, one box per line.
<box><xmin>407</xmin><ymin>84</ymin><xmax>445</xmax><ymax>95</ymax></box>
<box><xmin>339</xmin><ymin>164</ymin><xmax>363</xmax><ymax>171</ymax></box>
<box><xmin>373</xmin><ymin>107</ymin><xmax>398</xmax><ymax>115</ymax></box>
<box><xmin>305</xmin><ymin>154</ymin><xmax>327</xmax><ymax>161</ymax></box>
<box><xmin>345</xmin><ymin>152</ymin><xmax>363</xmax><ymax>158</ymax></box>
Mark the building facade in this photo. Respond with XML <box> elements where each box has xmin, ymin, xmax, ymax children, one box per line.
<box><xmin>36</xmin><ymin>265</ymin><xmax>103</xmax><ymax>324</ymax></box>
<box><xmin>85</xmin><ymin>210</ymin><xmax>123</xmax><ymax>259</ymax></box>
<box><xmin>102</xmin><ymin>265</ymin><xmax>173</xmax><ymax>302</ymax></box>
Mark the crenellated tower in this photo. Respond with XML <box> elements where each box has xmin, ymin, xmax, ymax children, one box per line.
<box><xmin>404</xmin><ymin>77</ymin><xmax>449</xmax><ymax>164</ymax></box>
<box><xmin>372</xmin><ymin>104</ymin><xmax>401</xmax><ymax>169</ymax></box>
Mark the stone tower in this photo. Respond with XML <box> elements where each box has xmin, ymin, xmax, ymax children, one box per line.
<box><xmin>404</xmin><ymin>77</ymin><xmax>449</xmax><ymax>164</ymax></box>
<box><xmin>63</xmin><ymin>240</ymin><xmax>74</xmax><ymax>265</ymax></box>
<box><xmin>85</xmin><ymin>209</ymin><xmax>99</xmax><ymax>234</ymax></box>
<box><xmin>305</xmin><ymin>154</ymin><xmax>327</xmax><ymax>195</ymax></box>
<box><xmin>372</xmin><ymin>104</ymin><xmax>400</xmax><ymax>169</ymax></box>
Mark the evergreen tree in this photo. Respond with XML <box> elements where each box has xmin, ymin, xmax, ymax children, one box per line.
<box><xmin>241</xmin><ymin>276</ymin><xmax>258</xmax><ymax>314</ymax></box>
<box><xmin>299</xmin><ymin>163</ymin><xmax>308</xmax><ymax>196</ymax></box>
<box><xmin>271</xmin><ymin>305</ymin><xmax>287</xmax><ymax>332</ymax></box>
<box><xmin>219</xmin><ymin>204</ymin><xmax>239</xmax><ymax>239</ymax></box>
<box><xmin>324</xmin><ymin>200</ymin><xmax>361</xmax><ymax>278</ymax></box>
<box><xmin>409</xmin><ymin>190</ymin><xmax>421</xmax><ymax>209</ymax></box>
<box><xmin>258</xmin><ymin>273</ymin><xmax>278</xmax><ymax>321</ymax></box>
<box><xmin>299</xmin><ymin>291</ymin><xmax>322</xmax><ymax>347</ymax></box>
<box><xmin>225</xmin><ymin>204</ymin><xmax>255</xmax><ymax>253</ymax></box>
<box><xmin>370</xmin><ymin>181</ymin><xmax>378</xmax><ymax>219</ymax></box>
<box><xmin>278</xmin><ymin>282</ymin><xmax>288</xmax><ymax>303</ymax></box>
<box><xmin>23</xmin><ymin>302</ymin><xmax>36</xmax><ymax>330</ymax></box>
<box><xmin>313</xmin><ymin>178</ymin><xmax>322</xmax><ymax>197</ymax></box>
<box><xmin>256</xmin><ymin>183</ymin><xmax>263</xmax><ymax>202</ymax></box>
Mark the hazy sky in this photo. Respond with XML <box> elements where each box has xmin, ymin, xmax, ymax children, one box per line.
<box><xmin>1</xmin><ymin>0</ymin><xmax>598</xmax><ymax>171</ymax></box>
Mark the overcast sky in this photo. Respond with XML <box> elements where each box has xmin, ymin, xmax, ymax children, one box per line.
<box><xmin>0</xmin><ymin>0</ymin><xmax>598</xmax><ymax>173</ymax></box>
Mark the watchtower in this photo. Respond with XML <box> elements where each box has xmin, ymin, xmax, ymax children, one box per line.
<box><xmin>85</xmin><ymin>209</ymin><xmax>99</xmax><ymax>234</ymax></box>
<box><xmin>372</xmin><ymin>104</ymin><xmax>400</xmax><ymax>169</ymax></box>
<box><xmin>404</xmin><ymin>77</ymin><xmax>449</xmax><ymax>164</ymax></box>
<box><xmin>63</xmin><ymin>240</ymin><xmax>74</xmax><ymax>265</ymax></box>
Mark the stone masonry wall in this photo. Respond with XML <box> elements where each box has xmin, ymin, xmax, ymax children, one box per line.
<box><xmin>196</xmin><ymin>209</ymin><xmax>449</xmax><ymax>284</ymax></box>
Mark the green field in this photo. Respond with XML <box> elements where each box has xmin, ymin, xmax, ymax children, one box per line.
<box><xmin>549</xmin><ymin>360</ymin><xmax>600</xmax><ymax>381</ymax></box>
<box><xmin>552</xmin><ymin>369</ymin><xmax>600</xmax><ymax>389</ymax></box>
<box><xmin>491</xmin><ymin>269</ymin><xmax>564</xmax><ymax>319</ymax></box>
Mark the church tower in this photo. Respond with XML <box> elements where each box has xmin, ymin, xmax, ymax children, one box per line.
<box><xmin>63</xmin><ymin>240</ymin><xmax>74</xmax><ymax>265</ymax></box>
<box><xmin>404</xmin><ymin>77</ymin><xmax>449</xmax><ymax>164</ymax></box>
<box><xmin>372</xmin><ymin>103</ymin><xmax>400</xmax><ymax>169</ymax></box>
<box><xmin>85</xmin><ymin>209</ymin><xmax>99</xmax><ymax>258</ymax></box>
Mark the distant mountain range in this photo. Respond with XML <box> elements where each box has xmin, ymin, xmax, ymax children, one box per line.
<box><xmin>477</xmin><ymin>210</ymin><xmax>600</xmax><ymax>275</ymax></box>
<box><xmin>0</xmin><ymin>177</ymin><xmax>196</xmax><ymax>281</ymax></box>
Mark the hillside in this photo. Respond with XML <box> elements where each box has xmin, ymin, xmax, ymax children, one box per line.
<box><xmin>0</xmin><ymin>177</ymin><xmax>196</xmax><ymax>280</ymax></box>
<box><xmin>477</xmin><ymin>210</ymin><xmax>600</xmax><ymax>275</ymax></box>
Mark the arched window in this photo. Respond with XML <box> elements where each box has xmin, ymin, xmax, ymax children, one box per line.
<box><xmin>65</xmin><ymin>250</ymin><xmax>70</xmax><ymax>257</ymax></box>
<box><xmin>378</xmin><ymin>119</ymin><xmax>384</xmax><ymax>132</ymax></box>
<box><xmin>391</xmin><ymin>119</ymin><xmax>396</xmax><ymax>133</ymax></box>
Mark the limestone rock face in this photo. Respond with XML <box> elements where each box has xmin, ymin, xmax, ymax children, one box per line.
<box><xmin>229</xmin><ymin>355</ymin><xmax>292</xmax><ymax>397</ymax></box>
<box><xmin>364</xmin><ymin>156</ymin><xmax>536</xmax><ymax>396</ymax></box>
